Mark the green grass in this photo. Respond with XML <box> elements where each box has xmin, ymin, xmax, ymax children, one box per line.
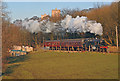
<box><xmin>3</xmin><ymin>50</ymin><xmax>118</xmax><ymax>79</ymax></box>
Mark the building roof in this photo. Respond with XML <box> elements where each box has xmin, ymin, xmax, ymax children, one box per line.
<box><xmin>11</xmin><ymin>50</ymin><xmax>26</xmax><ymax>52</ymax></box>
<box><xmin>52</xmin><ymin>8</ymin><xmax>60</xmax><ymax>11</ymax></box>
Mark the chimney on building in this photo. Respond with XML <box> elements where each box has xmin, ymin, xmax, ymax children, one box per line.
<box><xmin>41</xmin><ymin>14</ymin><xmax>48</xmax><ymax>20</ymax></box>
<box><xmin>52</xmin><ymin>8</ymin><xmax>61</xmax><ymax>18</ymax></box>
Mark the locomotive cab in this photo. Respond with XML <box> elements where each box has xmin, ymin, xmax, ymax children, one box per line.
<box><xmin>83</xmin><ymin>39</ymin><xmax>100</xmax><ymax>51</ymax></box>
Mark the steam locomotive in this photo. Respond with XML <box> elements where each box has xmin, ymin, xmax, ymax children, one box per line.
<box><xmin>44</xmin><ymin>38</ymin><xmax>108</xmax><ymax>52</ymax></box>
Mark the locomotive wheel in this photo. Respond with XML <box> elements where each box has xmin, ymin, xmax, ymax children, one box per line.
<box><xmin>104</xmin><ymin>48</ymin><xmax>107</xmax><ymax>52</ymax></box>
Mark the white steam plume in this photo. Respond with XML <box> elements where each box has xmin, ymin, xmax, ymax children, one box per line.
<box><xmin>14</xmin><ymin>15</ymin><xmax>103</xmax><ymax>35</ymax></box>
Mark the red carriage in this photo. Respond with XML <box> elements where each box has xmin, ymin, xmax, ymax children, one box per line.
<box><xmin>44</xmin><ymin>38</ymin><xmax>108</xmax><ymax>52</ymax></box>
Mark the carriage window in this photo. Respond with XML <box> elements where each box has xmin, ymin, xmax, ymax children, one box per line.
<box><xmin>66</xmin><ymin>42</ymin><xmax>68</xmax><ymax>44</ymax></box>
<box><xmin>52</xmin><ymin>43</ymin><xmax>53</xmax><ymax>45</ymax></box>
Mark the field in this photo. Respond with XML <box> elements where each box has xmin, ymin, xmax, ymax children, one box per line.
<box><xmin>3</xmin><ymin>50</ymin><xmax>118</xmax><ymax>79</ymax></box>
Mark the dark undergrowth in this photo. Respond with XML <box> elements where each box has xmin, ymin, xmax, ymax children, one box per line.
<box><xmin>2</xmin><ymin>55</ymin><xmax>29</xmax><ymax>76</ymax></box>
<box><xmin>7</xmin><ymin>55</ymin><xmax>29</xmax><ymax>64</ymax></box>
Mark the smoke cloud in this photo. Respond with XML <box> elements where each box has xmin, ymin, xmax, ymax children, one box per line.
<box><xmin>14</xmin><ymin>15</ymin><xmax>103</xmax><ymax>35</ymax></box>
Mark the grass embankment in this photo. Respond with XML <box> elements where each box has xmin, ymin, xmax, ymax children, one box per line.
<box><xmin>3</xmin><ymin>50</ymin><xmax>118</xmax><ymax>79</ymax></box>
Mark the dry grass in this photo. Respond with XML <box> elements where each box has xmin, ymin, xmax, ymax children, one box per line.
<box><xmin>3</xmin><ymin>49</ymin><xmax>118</xmax><ymax>79</ymax></box>
<box><xmin>109</xmin><ymin>46</ymin><xmax>120</xmax><ymax>52</ymax></box>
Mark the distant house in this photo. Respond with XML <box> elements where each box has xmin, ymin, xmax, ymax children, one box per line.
<box><xmin>9</xmin><ymin>50</ymin><xmax>27</xmax><ymax>56</ymax></box>
<box><xmin>41</xmin><ymin>14</ymin><xmax>50</xmax><ymax>20</ymax></box>
<box><xmin>52</xmin><ymin>8</ymin><xmax>61</xmax><ymax>18</ymax></box>
<box><xmin>13</xmin><ymin>45</ymin><xmax>22</xmax><ymax>50</ymax></box>
<box><xmin>22</xmin><ymin>46</ymin><xmax>33</xmax><ymax>52</ymax></box>
<box><xmin>9</xmin><ymin>45</ymin><xmax>33</xmax><ymax>56</ymax></box>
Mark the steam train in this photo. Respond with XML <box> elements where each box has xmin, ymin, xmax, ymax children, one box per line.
<box><xmin>44</xmin><ymin>38</ymin><xmax>108</xmax><ymax>52</ymax></box>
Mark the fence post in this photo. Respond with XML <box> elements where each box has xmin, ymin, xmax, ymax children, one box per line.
<box><xmin>116</xmin><ymin>26</ymin><xmax>119</xmax><ymax>50</ymax></box>
<box><xmin>72</xmin><ymin>46</ymin><xmax>74</xmax><ymax>51</ymax></box>
<box><xmin>68</xmin><ymin>46</ymin><xmax>69</xmax><ymax>52</ymax></box>
<box><xmin>60</xmin><ymin>46</ymin><xmax>61</xmax><ymax>52</ymax></box>
<box><xmin>77</xmin><ymin>46</ymin><xmax>78</xmax><ymax>51</ymax></box>
<box><xmin>82</xmin><ymin>45</ymin><xmax>83</xmax><ymax>52</ymax></box>
<box><xmin>64</xmin><ymin>46</ymin><xmax>65</xmax><ymax>51</ymax></box>
<box><xmin>10</xmin><ymin>51</ymin><xmax>12</xmax><ymax>56</ymax></box>
<box><xmin>91</xmin><ymin>45</ymin><xmax>93</xmax><ymax>52</ymax></box>
<box><xmin>107</xmin><ymin>46</ymin><xmax>109</xmax><ymax>53</ymax></box>
<box><xmin>13</xmin><ymin>52</ymin><xmax>15</xmax><ymax>56</ymax></box>
<box><xmin>56</xmin><ymin>46</ymin><xmax>57</xmax><ymax>50</ymax></box>
<box><xmin>52</xmin><ymin>44</ymin><xmax>53</xmax><ymax>50</ymax></box>
<box><xmin>89</xmin><ymin>45</ymin><xmax>90</xmax><ymax>52</ymax></box>
<box><xmin>85</xmin><ymin>45</ymin><xmax>86</xmax><ymax>51</ymax></box>
<box><xmin>97</xmin><ymin>47</ymin><xmax>98</xmax><ymax>52</ymax></box>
